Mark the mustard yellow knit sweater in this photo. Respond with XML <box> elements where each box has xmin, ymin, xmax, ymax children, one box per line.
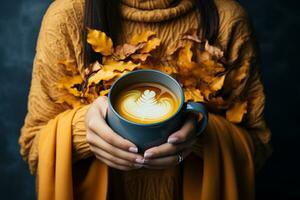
<box><xmin>19</xmin><ymin>0</ymin><xmax>271</xmax><ymax>199</ymax></box>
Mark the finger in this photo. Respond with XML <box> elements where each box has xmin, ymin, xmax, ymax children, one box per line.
<box><xmin>144</xmin><ymin>139</ymin><xmax>196</xmax><ymax>159</ymax></box>
<box><xmin>87</xmin><ymin>130</ymin><xmax>144</xmax><ymax>163</ymax></box>
<box><xmin>87</xmin><ymin>115</ymin><xmax>138</xmax><ymax>153</ymax></box>
<box><xmin>144</xmin><ymin>148</ymin><xmax>193</xmax><ymax>169</ymax></box>
<box><xmin>167</xmin><ymin>115</ymin><xmax>197</xmax><ymax>144</ymax></box>
<box><xmin>90</xmin><ymin>145</ymin><xmax>143</xmax><ymax>169</ymax></box>
<box><xmin>95</xmin><ymin>155</ymin><xmax>142</xmax><ymax>171</ymax></box>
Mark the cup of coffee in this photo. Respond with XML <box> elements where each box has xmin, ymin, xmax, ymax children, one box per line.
<box><xmin>107</xmin><ymin>69</ymin><xmax>208</xmax><ymax>151</ymax></box>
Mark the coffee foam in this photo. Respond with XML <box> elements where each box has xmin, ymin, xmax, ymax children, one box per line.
<box><xmin>115</xmin><ymin>83</ymin><xmax>179</xmax><ymax>124</ymax></box>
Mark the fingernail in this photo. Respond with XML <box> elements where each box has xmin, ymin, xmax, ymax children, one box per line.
<box><xmin>168</xmin><ymin>137</ymin><xmax>178</xmax><ymax>144</ymax></box>
<box><xmin>134</xmin><ymin>164</ymin><xmax>144</xmax><ymax>168</ymax></box>
<box><xmin>129</xmin><ymin>147</ymin><xmax>138</xmax><ymax>153</ymax></box>
<box><xmin>144</xmin><ymin>152</ymin><xmax>153</xmax><ymax>159</ymax></box>
<box><xmin>135</xmin><ymin>158</ymin><xmax>144</xmax><ymax>164</ymax></box>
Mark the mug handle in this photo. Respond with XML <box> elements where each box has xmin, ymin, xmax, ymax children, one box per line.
<box><xmin>186</xmin><ymin>102</ymin><xmax>208</xmax><ymax>136</ymax></box>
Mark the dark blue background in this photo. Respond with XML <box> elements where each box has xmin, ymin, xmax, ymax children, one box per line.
<box><xmin>0</xmin><ymin>0</ymin><xmax>299</xmax><ymax>199</ymax></box>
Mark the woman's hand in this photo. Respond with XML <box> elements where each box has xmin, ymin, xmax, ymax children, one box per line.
<box><xmin>142</xmin><ymin>113</ymin><xmax>200</xmax><ymax>169</ymax></box>
<box><xmin>85</xmin><ymin>96</ymin><xmax>144</xmax><ymax>171</ymax></box>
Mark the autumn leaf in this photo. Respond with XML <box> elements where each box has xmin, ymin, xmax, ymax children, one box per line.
<box><xmin>102</xmin><ymin>60</ymin><xmax>140</xmax><ymax>72</ymax></box>
<box><xmin>131</xmin><ymin>53</ymin><xmax>151</xmax><ymax>62</ymax></box>
<box><xmin>57</xmin><ymin>75</ymin><xmax>83</xmax><ymax>97</ymax></box>
<box><xmin>226</xmin><ymin>101</ymin><xmax>248</xmax><ymax>123</ymax></box>
<box><xmin>88</xmin><ymin>70</ymin><xmax>118</xmax><ymax>86</ymax></box>
<box><xmin>204</xmin><ymin>40</ymin><xmax>224</xmax><ymax>60</ymax></box>
<box><xmin>140</xmin><ymin>38</ymin><xmax>161</xmax><ymax>54</ymax></box>
<box><xmin>209</xmin><ymin>74</ymin><xmax>226</xmax><ymax>91</ymax></box>
<box><xmin>178</xmin><ymin>41</ymin><xmax>193</xmax><ymax>66</ymax></box>
<box><xmin>184</xmin><ymin>88</ymin><xmax>204</xmax><ymax>102</ymax></box>
<box><xmin>130</xmin><ymin>31</ymin><xmax>156</xmax><ymax>45</ymax></box>
<box><xmin>114</xmin><ymin>43</ymin><xmax>145</xmax><ymax>60</ymax></box>
<box><xmin>87</xmin><ymin>28</ymin><xmax>113</xmax><ymax>56</ymax></box>
<box><xmin>100</xmin><ymin>89</ymin><xmax>110</xmax><ymax>96</ymax></box>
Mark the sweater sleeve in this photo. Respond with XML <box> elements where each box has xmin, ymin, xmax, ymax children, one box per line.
<box><xmin>192</xmin><ymin>2</ymin><xmax>272</xmax><ymax>171</ymax></box>
<box><xmin>19</xmin><ymin>1</ymin><xmax>92</xmax><ymax>175</ymax></box>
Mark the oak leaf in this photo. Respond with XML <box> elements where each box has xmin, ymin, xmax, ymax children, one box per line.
<box><xmin>184</xmin><ymin>88</ymin><xmax>204</xmax><ymax>102</ymax></box>
<box><xmin>140</xmin><ymin>38</ymin><xmax>161</xmax><ymax>54</ymax></box>
<box><xmin>87</xmin><ymin>28</ymin><xmax>113</xmax><ymax>56</ymax></box>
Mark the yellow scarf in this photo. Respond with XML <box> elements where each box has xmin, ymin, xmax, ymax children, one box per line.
<box><xmin>38</xmin><ymin>108</ymin><xmax>254</xmax><ymax>200</ymax></box>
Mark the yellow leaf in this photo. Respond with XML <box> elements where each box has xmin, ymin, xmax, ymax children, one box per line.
<box><xmin>210</xmin><ymin>75</ymin><xmax>226</xmax><ymax>91</ymax></box>
<box><xmin>87</xmin><ymin>28</ymin><xmax>113</xmax><ymax>56</ymax></box>
<box><xmin>178</xmin><ymin>41</ymin><xmax>193</xmax><ymax>66</ymax></box>
<box><xmin>184</xmin><ymin>88</ymin><xmax>204</xmax><ymax>102</ymax></box>
<box><xmin>140</xmin><ymin>38</ymin><xmax>161</xmax><ymax>54</ymax></box>
<box><xmin>88</xmin><ymin>70</ymin><xmax>118</xmax><ymax>86</ymax></box>
<box><xmin>226</xmin><ymin>101</ymin><xmax>248</xmax><ymax>123</ymax></box>
<box><xmin>130</xmin><ymin>31</ymin><xmax>156</xmax><ymax>45</ymax></box>
<box><xmin>57</xmin><ymin>75</ymin><xmax>83</xmax><ymax>97</ymax></box>
<box><xmin>100</xmin><ymin>89</ymin><xmax>110</xmax><ymax>96</ymax></box>
<box><xmin>157</xmin><ymin>66</ymin><xmax>178</xmax><ymax>75</ymax></box>
<box><xmin>131</xmin><ymin>53</ymin><xmax>151</xmax><ymax>62</ymax></box>
<box><xmin>102</xmin><ymin>60</ymin><xmax>140</xmax><ymax>72</ymax></box>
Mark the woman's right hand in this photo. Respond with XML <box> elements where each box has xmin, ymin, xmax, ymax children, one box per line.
<box><xmin>85</xmin><ymin>96</ymin><xmax>144</xmax><ymax>171</ymax></box>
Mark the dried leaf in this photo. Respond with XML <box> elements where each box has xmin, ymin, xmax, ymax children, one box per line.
<box><xmin>204</xmin><ymin>40</ymin><xmax>224</xmax><ymax>60</ymax></box>
<box><xmin>102</xmin><ymin>60</ymin><xmax>140</xmax><ymax>72</ymax></box>
<box><xmin>131</xmin><ymin>53</ymin><xmax>151</xmax><ymax>62</ymax></box>
<box><xmin>114</xmin><ymin>43</ymin><xmax>145</xmax><ymax>60</ymax></box>
<box><xmin>87</xmin><ymin>28</ymin><xmax>113</xmax><ymax>56</ymax></box>
<box><xmin>57</xmin><ymin>75</ymin><xmax>83</xmax><ymax>97</ymax></box>
<box><xmin>130</xmin><ymin>31</ymin><xmax>156</xmax><ymax>45</ymax></box>
<box><xmin>140</xmin><ymin>38</ymin><xmax>161</xmax><ymax>53</ymax></box>
<box><xmin>84</xmin><ymin>61</ymin><xmax>103</xmax><ymax>77</ymax></box>
<box><xmin>178</xmin><ymin>41</ymin><xmax>193</xmax><ymax>66</ymax></box>
<box><xmin>226</xmin><ymin>101</ymin><xmax>248</xmax><ymax>123</ymax></box>
<box><xmin>210</xmin><ymin>75</ymin><xmax>226</xmax><ymax>91</ymax></box>
<box><xmin>184</xmin><ymin>88</ymin><xmax>204</xmax><ymax>102</ymax></box>
<box><xmin>88</xmin><ymin>70</ymin><xmax>118</xmax><ymax>86</ymax></box>
<box><xmin>100</xmin><ymin>89</ymin><xmax>110</xmax><ymax>96</ymax></box>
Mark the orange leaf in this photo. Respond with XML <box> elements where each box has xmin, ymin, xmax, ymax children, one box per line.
<box><xmin>140</xmin><ymin>38</ymin><xmax>161</xmax><ymax>53</ymax></box>
<box><xmin>87</xmin><ymin>28</ymin><xmax>113</xmax><ymax>56</ymax></box>
<box><xmin>131</xmin><ymin>53</ymin><xmax>151</xmax><ymax>62</ymax></box>
<box><xmin>57</xmin><ymin>75</ymin><xmax>83</xmax><ymax>97</ymax></box>
<box><xmin>100</xmin><ymin>89</ymin><xmax>110</xmax><ymax>96</ymax></box>
<box><xmin>226</xmin><ymin>101</ymin><xmax>248</xmax><ymax>123</ymax></box>
<box><xmin>102</xmin><ymin>60</ymin><xmax>140</xmax><ymax>72</ymax></box>
<box><xmin>210</xmin><ymin>75</ymin><xmax>226</xmax><ymax>91</ymax></box>
<box><xmin>130</xmin><ymin>31</ymin><xmax>156</xmax><ymax>45</ymax></box>
<box><xmin>184</xmin><ymin>88</ymin><xmax>204</xmax><ymax>102</ymax></box>
<box><xmin>178</xmin><ymin>41</ymin><xmax>193</xmax><ymax>66</ymax></box>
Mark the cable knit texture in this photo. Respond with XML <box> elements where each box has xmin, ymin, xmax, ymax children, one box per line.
<box><xmin>19</xmin><ymin>0</ymin><xmax>272</xmax><ymax>199</ymax></box>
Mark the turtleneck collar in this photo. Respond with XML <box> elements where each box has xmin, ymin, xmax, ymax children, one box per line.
<box><xmin>120</xmin><ymin>0</ymin><xmax>195</xmax><ymax>22</ymax></box>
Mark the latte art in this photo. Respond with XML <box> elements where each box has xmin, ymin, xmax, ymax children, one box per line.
<box><xmin>114</xmin><ymin>83</ymin><xmax>180</xmax><ymax>124</ymax></box>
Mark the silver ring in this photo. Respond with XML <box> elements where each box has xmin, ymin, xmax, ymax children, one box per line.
<box><xmin>177</xmin><ymin>153</ymin><xmax>184</xmax><ymax>163</ymax></box>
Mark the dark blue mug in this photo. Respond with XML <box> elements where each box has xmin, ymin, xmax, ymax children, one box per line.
<box><xmin>107</xmin><ymin>69</ymin><xmax>208</xmax><ymax>152</ymax></box>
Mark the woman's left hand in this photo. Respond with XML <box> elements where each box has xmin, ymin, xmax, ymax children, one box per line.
<box><xmin>142</xmin><ymin>113</ymin><xmax>199</xmax><ymax>169</ymax></box>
